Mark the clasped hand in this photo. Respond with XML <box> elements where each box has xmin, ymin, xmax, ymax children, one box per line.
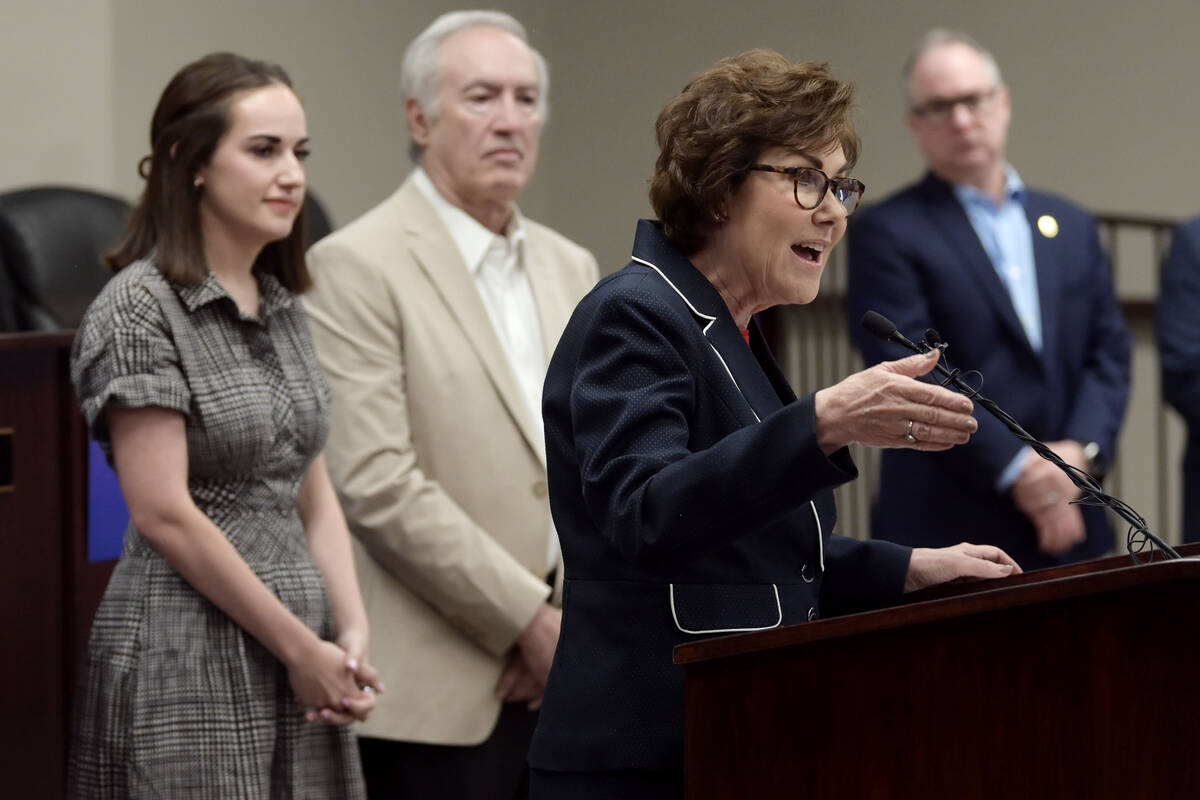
<box><xmin>1011</xmin><ymin>441</ymin><xmax>1088</xmax><ymax>556</ymax></box>
<box><xmin>289</xmin><ymin>632</ymin><xmax>384</xmax><ymax>725</ymax></box>
<box><xmin>494</xmin><ymin>604</ymin><xmax>561</xmax><ymax>710</ymax></box>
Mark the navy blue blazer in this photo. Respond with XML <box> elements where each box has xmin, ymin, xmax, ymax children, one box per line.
<box><xmin>528</xmin><ymin>220</ymin><xmax>911</xmax><ymax>774</ymax></box>
<box><xmin>1157</xmin><ymin>216</ymin><xmax>1200</xmax><ymax>543</ymax></box>
<box><xmin>846</xmin><ymin>172</ymin><xmax>1131</xmax><ymax>569</ymax></box>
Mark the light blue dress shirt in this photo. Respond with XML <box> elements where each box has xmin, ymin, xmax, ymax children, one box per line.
<box><xmin>952</xmin><ymin>165</ymin><xmax>1040</xmax><ymax>491</ymax></box>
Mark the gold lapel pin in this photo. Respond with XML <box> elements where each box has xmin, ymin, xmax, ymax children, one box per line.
<box><xmin>1037</xmin><ymin>215</ymin><xmax>1059</xmax><ymax>238</ymax></box>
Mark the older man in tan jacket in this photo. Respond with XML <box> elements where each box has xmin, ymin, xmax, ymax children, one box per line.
<box><xmin>304</xmin><ymin>10</ymin><xmax>597</xmax><ymax>799</ymax></box>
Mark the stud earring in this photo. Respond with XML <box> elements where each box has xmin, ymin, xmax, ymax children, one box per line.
<box><xmin>193</xmin><ymin>176</ymin><xmax>203</xmax><ymax>188</ymax></box>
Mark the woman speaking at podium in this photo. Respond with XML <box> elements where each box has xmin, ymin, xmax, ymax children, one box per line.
<box><xmin>527</xmin><ymin>49</ymin><xmax>1020</xmax><ymax>798</ymax></box>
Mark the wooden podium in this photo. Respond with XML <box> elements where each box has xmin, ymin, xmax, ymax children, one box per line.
<box><xmin>676</xmin><ymin>546</ymin><xmax>1200</xmax><ymax>798</ymax></box>
<box><xmin>0</xmin><ymin>332</ymin><xmax>115</xmax><ymax>800</ymax></box>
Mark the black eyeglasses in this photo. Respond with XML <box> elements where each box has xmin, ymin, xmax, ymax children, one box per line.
<box><xmin>909</xmin><ymin>86</ymin><xmax>1001</xmax><ymax>125</ymax></box>
<box><xmin>749</xmin><ymin>164</ymin><xmax>866</xmax><ymax>215</ymax></box>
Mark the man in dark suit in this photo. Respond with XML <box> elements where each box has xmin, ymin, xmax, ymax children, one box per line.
<box><xmin>1158</xmin><ymin>217</ymin><xmax>1200</xmax><ymax>543</ymax></box>
<box><xmin>846</xmin><ymin>29</ymin><xmax>1131</xmax><ymax>570</ymax></box>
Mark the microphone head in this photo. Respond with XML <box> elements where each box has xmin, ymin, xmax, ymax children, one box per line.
<box><xmin>925</xmin><ymin>328</ymin><xmax>944</xmax><ymax>346</ymax></box>
<box><xmin>862</xmin><ymin>310</ymin><xmax>922</xmax><ymax>353</ymax></box>
<box><xmin>861</xmin><ymin>310</ymin><xmax>898</xmax><ymax>341</ymax></box>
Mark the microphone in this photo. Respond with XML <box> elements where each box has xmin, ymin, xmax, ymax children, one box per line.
<box><xmin>861</xmin><ymin>310</ymin><xmax>928</xmax><ymax>352</ymax></box>
<box><xmin>861</xmin><ymin>311</ymin><xmax>942</xmax><ymax>357</ymax></box>
<box><xmin>859</xmin><ymin>310</ymin><xmax>1180</xmax><ymax>562</ymax></box>
<box><xmin>860</xmin><ymin>310</ymin><xmax>903</xmax><ymax>343</ymax></box>
<box><xmin>859</xmin><ymin>312</ymin><xmax>968</xmax><ymax>390</ymax></box>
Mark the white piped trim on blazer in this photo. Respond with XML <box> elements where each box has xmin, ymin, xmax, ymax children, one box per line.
<box><xmin>668</xmin><ymin>583</ymin><xmax>783</xmax><ymax>635</ymax></box>
<box><xmin>633</xmin><ymin>255</ymin><xmax>826</xmax><ymax>633</ymax></box>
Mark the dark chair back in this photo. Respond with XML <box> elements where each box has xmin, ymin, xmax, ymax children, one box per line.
<box><xmin>0</xmin><ymin>251</ymin><xmax>18</xmax><ymax>332</ymax></box>
<box><xmin>304</xmin><ymin>190</ymin><xmax>333</xmax><ymax>248</ymax></box>
<box><xmin>0</xmin><ymin>186</ymin><xmax>130</xmax><ymax>331</ymax></box>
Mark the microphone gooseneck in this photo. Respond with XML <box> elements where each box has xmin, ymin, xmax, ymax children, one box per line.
<box><xmin>860</xmin><ymin>311</ymin><xmax>1180</xmax><ymax>563</ymax></box>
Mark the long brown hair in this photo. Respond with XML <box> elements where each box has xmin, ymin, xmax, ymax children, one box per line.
<box><xmin>107</xmin><ymin>52</ymin><xmax>312</xmax><ymax>292</ymax></box>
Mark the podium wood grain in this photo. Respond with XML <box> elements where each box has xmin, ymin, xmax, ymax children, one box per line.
<box><xmin>676</xmin><ymin>546</ymin><xmax>1200</xmax><ymax>798</ymax></box>
<box><xmin>0</xmin><ymin>332</ymin><xmax>115</xmax><ymax>800</ymax></box>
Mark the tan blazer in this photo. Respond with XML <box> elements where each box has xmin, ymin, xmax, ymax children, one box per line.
<box><xmin>304</xmin><ymin>174</ymin><xmax>598</xmax><ymax>745</ymax></box>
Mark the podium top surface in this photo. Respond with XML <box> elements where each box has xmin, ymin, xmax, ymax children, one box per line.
<box><xmin>674</xmin><ymin>546</ymin><xmax>1200</xmax><ymax>666</ymax></box>
<box><xmin>0</xmin><ymin>330</ymin><xmax>75</xmax><ymax>352</ymax></box>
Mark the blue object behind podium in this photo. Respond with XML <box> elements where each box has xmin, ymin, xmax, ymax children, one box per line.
<box><xmin>87</xmin><ymin>440</ymin><xmax>127</xmax><ymax>562</ymax></box>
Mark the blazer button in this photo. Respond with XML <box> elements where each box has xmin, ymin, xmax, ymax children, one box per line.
<box><xmin>807</xmin><ymin>607</ymin><xmax>817</xmax><ymax>622</ymax></box>
<box><xmin>531</xmin><ymin>480</ymin><xmax>549</xmax><ymax>498</ymax></box>
<box><xmin>800</xmin><ymin>563</ymin><xmax>814</xmax><ymax>583</ymax></box>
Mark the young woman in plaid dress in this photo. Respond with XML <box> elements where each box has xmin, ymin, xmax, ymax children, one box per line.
<box><xmin>67</xmin><ymin>53</ymin><xmax>380</xmax><ymax>798</ymax></box>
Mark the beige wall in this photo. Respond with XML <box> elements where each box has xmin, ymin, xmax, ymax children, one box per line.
<box><xmin>541</xmin><ymin>0</ymin><xmax>1200</xmax><ymax>269</ymax></box>
<box><xmin>5</xmin><ymin>0</ymin><xmax>1198</xmax><ymax>260</ymax></box>
<box><xmin>103</xmin><ymin>0</ymin><xmax>553</xmax><ymax>228</ymax></box>
<box><xmin>1</xmin><ymin>0</ymin><xmax>1195</xmax><ymax>540</ymax></box>
<box><xmin>0</xmin><ymin>0</ymin><xmax>115</xmax><ymax>192</ymax></box>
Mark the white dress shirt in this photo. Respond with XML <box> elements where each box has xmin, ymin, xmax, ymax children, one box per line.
<box><xmin>413</xmin><ymin>167</ymin><xmax>559</xmax><ymax>571</ymax></box>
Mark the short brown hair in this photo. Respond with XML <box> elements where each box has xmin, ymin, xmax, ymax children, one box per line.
<box><xmin>108</xmin><ymin>52</ymin><xmax>313</xmax><ymax>292</ymax></box>
<box><xmin>649</xmin><ymin>50</ymin><xmax>860</xmax><ymax>255</ymax></box>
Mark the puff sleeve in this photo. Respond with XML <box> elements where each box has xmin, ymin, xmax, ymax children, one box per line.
<box><xmin>70</xmin><ymin>267</ymin><xmax>191</xmax><ymax>458</ymax></box>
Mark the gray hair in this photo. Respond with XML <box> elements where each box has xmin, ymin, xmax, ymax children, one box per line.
<box><xmin>903</xmin><ymin>29</ymin><xmax>1004</xmax><ymax>107</ymax></box>
<box><xmin>401</xmin><ymin>9</ymin><xmax>550</xmax><ymax>162</ymax></box>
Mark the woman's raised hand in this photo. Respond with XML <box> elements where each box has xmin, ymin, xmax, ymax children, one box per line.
<box><xmin>814</xmin><ymin>351</ymin><xmax>977</xmax><ymax>454</ymax></box>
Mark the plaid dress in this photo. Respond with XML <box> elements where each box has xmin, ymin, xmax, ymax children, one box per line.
<box><xmin>67</xmin><ymin>260</ymin><xmax>366</xmax><ymax>799</ymax></box>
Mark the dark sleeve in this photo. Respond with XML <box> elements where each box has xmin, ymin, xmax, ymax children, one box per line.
<box><xmin>570</xmin><ymin>288</ymin><xmax>855</xmax><ymax>573</ymax></box>
<box><xmin>845</xmin><ymin>210</ymin><xmax>1024</xmax><ymax>495</ymax></box>
<box><xmin>1158</xmin><ymin>220</ymin><xmax>1200</xmax><ymax>426</ymax></box>
<box><xmin>820</xmin><ymin>535</ymin><xmax>912</xmax><ymax>617</ymax></box>
<box><xmin>69</xmin><ymin>274</ymin><xmax>190</xmax><ymax>455</ymax></box>
<box><xmin>1060</xmin><ymin>212</ymin><xmax>1131</xmax><ymax>461</ymax></box>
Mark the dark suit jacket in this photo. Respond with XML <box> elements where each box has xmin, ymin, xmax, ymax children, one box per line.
<box><xmin>1157</xmin><ymin>216</ymin><xmax>1200</xmax><ymax>543</ymax></box>
<box><xmin>528</xmin><ymin>220</ymin><xmax>911</xmax><ymax>775</ymax></box>
<box><xmin>846</xmin><ymin>172</ymin><xmax>1131</xmax><ymax>570</ymax></box>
